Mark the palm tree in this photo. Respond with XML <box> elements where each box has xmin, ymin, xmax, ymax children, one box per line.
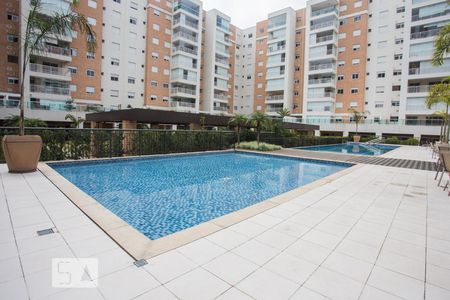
<box><xmin>250</xmin><ymin>112</ymin><xmax>270</xmax><ymax>145</ymax></box>
<box><xmin>18</xmin><ymin>0</ymin><xmax>96</xmax><ymax>136</ymax></box>
<box><xmin>432</xmin><ymin>11</ymin><xmax>450</xmax><ymax>66</ymax></box>
<box><xmin>229</xmin><ymin>114</ymin><xmax>248</xmax><ymax>145</ymax></box>
<box><xmin>432</xmin><ymin>110</ymin><xmax>449</xmax><ymax>142</ymax></box>
<box><xmin>427</xmin><ymin>78</ymin><xmax>450</xmax><ymax>142</ymax></box>
<box><xmin>348</xmin><ymin>108</ymin><xmax>368</xmax><ymax>138</ymax></box>
<box><xmin>277</xmin><ymin>108</ymin><xmax>290</xmax><ymax>119</ymax></box>
<box><xmin>65</xmin><ymin>114</ymin><xmax>85</xmax><ymax>128</ymax></box>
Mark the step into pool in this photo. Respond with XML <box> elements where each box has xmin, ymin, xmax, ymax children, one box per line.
<box><xmin>50</xmin><ymin>152</ymin><xmax>350</xmax><ymax>240</ymax></box>
<box><xmin>296</xmin><ymin>143</ymin><xmax>398</xmax><ymax>156</ymax></box>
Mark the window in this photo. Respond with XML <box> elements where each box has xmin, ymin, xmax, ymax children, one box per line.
<box><xmin>7</xmin><ymin>13</ymin><xmax>19</xmax><ymax>21</ymax></box>
<box><xmin>376</xmin><ymin>86</ymin><xmax>384</xmax><ymax>93</ymax></box>
<box><xmin>7</xmin><ymin>34</ymin><xmax>18</xmax><ymax>42</ymax></box>
<box><xmin>375</xmin><ymin>102</ymin><xmax>384</xmax><ymax>108</ymax></box>
<box><xmin>336</xmin><ymin>102</ymin><xmax>343</xmax><ymax>109</ymax></box>
<box><xmin>377</xmin><ymin>72</ymin><xmax>386</xmax><ymax>78</ymax></box>
<box><xmin>337</xmin><ymin>75</ymin><xmax>344</xmax><ymax>81</ymax></box>
<box><xmin>86</xmin><ymin>69</ymin><xmax>95</xmax><ymax>77</ymax></box>
<box><xmin>350</xmin><ymin>102</ymin><xmax>358</xmax><ymax>108</ymax></box>
<box><xmin>394</xmin><ymin>54</ymin><xmax>403</xmax><ymax>60</ymax></box>
<box><xmin>152</xmin><ymin>52</ymin><xmax>159</xmax><ymax>59</ymax></box>
<box><xmin>396</xmin><ymin>6</ymin><xmax>405</xmax><ymax>13</ymax></box>
<box><xmin>352</xmin><ymin>44</ymin><xmax>361</xmax><ymax>51</ymax></box>
<box><xmin>352</xmin><ymin>73</ymin><xmax>359</xmax><ymax>79</ymax></box>
<box><xmin>151</xmin><ymin>80</ymin><xmax>157</xmax><ymax>87</ymax></box>
<box><xmin>378</xmin><ymin>25</ymin><xmax>388</xmax><ymax>33</ymax></box>
<box><xmin>110</xmin><ymin>90</ymin><xmax>119</xmax><ymax>97</ymax></box>
<box><xmin>87</xmin><ymin>17</ymin><xmax>96</xmax><ymax>26</ymax></box>
<box><xmin>351</xmin><ymin>88</ymin><xmax>359</xmax><ymax>94</ymax></box>
<box><xmin>352</xmin><ymin>59</ymin><xmax>360</xmax><ymax>65</ymax></box>
<box><xmin>338</xmin><ymin>61</ymin><xmax>345</xmax><ymax>67</ymax></box>
<box><xmin>86</xmin><ymin>86</ymin><xmax>95</xmax><ymax>94</ymax></box>
<box><xmin>128</xmin><ymin>92</ymin><xmax>135</xmax><ymax>99</ymax></box>
<box><xmin>152</xmin><ymin>66</ymin><xmax>158</xmax><ymax>73</ymax></box>
<box><xmin>7</xmin><ymin>77</ymin><xmax>18</xmax><ymax>84</ymax></box>
<box><xmin>128</xmin><ymin>77</ymin><xmax>135</xmax><ymax>84</ymax></box>
<box><xmin>154</xmin><ymin>9</ymin><xmax>160</xmax><ymax>16</ymax></box>
<box><xmin>377</xmin><ymin>56</ymin><xmax>387</xmax><ymax>64</ymax></box>
<box><xmin>396</xmin><ymin>22</ymin><xmax>404</xmax><ymax>29</ymax></box>
<box><xmin>340</xmin><ymin>5</ymin><xmax>347</xmax><ymax>12</ymax></box>
<box><xmin>68</xmin><ymin>67</ymin><xmax>77</xmax><ymax>74</ymax></box>
<box><xmin>378</xmin><ymin>41</ymin><xmax>387</xmax><ymax>48</ymax></box>
<box><xmin>395</xmin><ymin>38</ymin><xmax>403</xmax><ymax>45</ymax></box>
<box><xmin>129</xmin><ymin>17</ymin><xmax>137</xmax><ymax>25</ymax></box>
<box><xmin>353</xmin><ymin>30</ymin><xmax>361</xmax><ymax>37</ymax></box>
<box><xmin>111</xmin><ymin>58</ymin><xmax>119</xmax><ymax>66</ymax></box>
<box><xmin>86</xmin><ymin>52</ymin><xmax>95</xmax><ymax>59</ymax></box>
<box><xmin>69</xmin><ymin>84</ymin><xmax>77</xmax><ymax>92</ymax></box>
<box><xmin>152</xmin><ymin>38</ymin><xmax>159</xmax><ymax>45</ymax></box>
<box><xmin>165</xmin><ymin>28</ymin><xmax>171</xmax><ymax>35</ymax></box>
<box><xmin>337</xmin><ymin>89</ymin><xmax>344</xmax><ymax>94</ymax></box>
<box><xmin>391</xmin><ymin>101</ymin><xmax>400</xmax><ymax>107</ymax></box>
<box><xmin>110</xmin><ymin>74</ymin><xmax>119</xmax><ymax>81</ymax></box>
<box><xmin>113</xmin><ymin>0</ymin><xmax>120</xmax><ymax>3</ymax></box>
<box><xmin>354</xmin><ymin>15</ymin><xmax>361</xmax><ymax>22</ymax></box>
<box><xmin>7</xmin><ymin>55</ymin><xmax>18</xmax><ymax>63</ymax></box>
<box><xmin>338</xmin><ymin>33</ymin><xmax>346</xmax><ymax>39</ymax></box>
<box><xmin>70</xmin><ymin>48</ymin><xmax>78</xmax><ymax>56</ymax></box>
<box><xmin>393</xmin><ymin>70</ymin><xmax>402</xmax><ymax>76</ymax></box>
<box><xmin>150</xmin><ymin>95</ymin><xmax>157</xmax><ymax>101</ymax></box>
<box><xmin>164</xmin><ymin>42</ymin><xmax>170</xmax><ymax>48</ymax></box>
<box><xmin>130</xmin><ymin>1</ymin><xmax>138</xmax><ymax>10</ymax></box>
<box><xmin>392</xmin><ymin>85</ymin><xmax>401</xmax><ymax>91</ymax></box>
<box><xmin>354</xmin><ymin>1</ymin><xmax>362</xmax><ymax>8</ymax></box>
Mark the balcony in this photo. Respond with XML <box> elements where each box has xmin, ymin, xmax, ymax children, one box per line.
<box><xmin>409</xmin><ymin>50</ymin><xmax>432</xmax><ymax>58</ymax></box>
<box><xmin>174</xmin><ymin>2</ymin><xmax>199</xmax><ymax>17</ymax></box>
<box><xmin>311</xmin><ymin>6</ymin><xmax>338</xmax><ymax>18</ymax></box>
<box><xmin>45</xmin><ymin>45</ymin><xmax>71</xmax><ymax>56</ymax></box>
<box><xmin>268</xmin><ymin>45</ymin><xmax>286</xmax><ymax>53</ymax></box>
<box><xmin>266</xmin><ymin>95</ymin><xmax>284</xmax><ymax>101</ymax></box>
<box><xmin>308</xmin><ymin>77</ymin><xmax>335</xmax><ymax>85</ymax></box>
<box><xmin>309</xmin><ymin>63</ymin><xmax>335</xmax><ymax>71</ymax></box>
<box><xmin>268</xmin><ymin>21</ymin><xmax>286</xmax><ymax>29</ymax></box>
<box><xmin>29</xmin><ymin>63</ymin><xmax>71</xmax><ymax>81</ymax></box>
<box><xmin>407</xmin><ymin>85</ymin><xmax>431</xmax><ymax>93</ymax></box>
<box><xmin>213</xmin><ymin>106</ymin><xmax>227</xmax><ymax>112</ymax></box>
<box><xmin>173</xmin><ymin>46</ymin><xmax>197</xmax><ymax>56</ymax></box>
<box><xmin>171</xmin><ymin>87</ymin><xmax>196</xmax><ymax>95</ymax></box>
<box><xmin>170</xmin><ymin>101</ymin><xmax>196</xmax><ymax>108</ymax></box>
<box><xmin>214</xmin><ymin>94</ymin><xmax>228</xmax><ymax>101</ymax></box>
<box><xmin>311</xmin><ymin>35</ymin><xmax>335</xmax><ymax>45</ymax></box>
<box><xmin>412</xmin><ymin>10</ymin><xmax>449</xmax><ymax>22</ymax></box>
<box><xmin>410</xmin><ymin>28</ymin><xmax>441</xmax><ymax>40</ymax></box>
<box><xmin>30</xmin><ymin>84</ymin><xmax>70</xmax><ymax>96</ymax></box>
<box><xmin>310</xmin><ymin>20</ymin><xmax>338</xmax><ymax>31</ymax></box>
<box><xmin>172</xmin><ymin>74</ymin><xmax>197</xmax><ymax>82</ymax></box>
<box><xmin>266</xmin><ymin>106</ymin><xmax>284</xmax><ymax>113</ymax></box>
<box><xmin>308</xmin><ymin>92</ymin><xmax>336</xmax><ymax>99</ymax></box>
<box><xmin>173</xmin><ymin>19</ymin><xmax>199</xmax><ymax>30</ymax></box>
<box><xmin>409</xmin><ymin>65</ymin><xmax>450</xmax><ymax>75</ymax></box>
<box><xmin>173</xmin><ymin>31</ymin><xmax>197</xmax><ymax>42</ymax></box>
<box><xmin>215</xmin><ymin>57</ymin><xmax>229</xmax><ymax>66</ymax></box>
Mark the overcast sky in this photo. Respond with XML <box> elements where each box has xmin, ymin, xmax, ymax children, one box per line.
<box><xmin>202</xmin><ymin>0</ymin><xmax>307</xmax><ymax>29</ymax></box>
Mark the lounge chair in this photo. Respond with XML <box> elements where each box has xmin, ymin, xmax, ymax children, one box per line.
<box><xmin>438</xmin><ymin>150</ymin><xmax>450</xmax><ymax>188</ymax></box>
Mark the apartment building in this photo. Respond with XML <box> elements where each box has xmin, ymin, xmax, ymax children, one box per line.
<box><xmin>0</xmin><ymin>0</ymin><xmax>448</xmax><ymax>140</ymax></box>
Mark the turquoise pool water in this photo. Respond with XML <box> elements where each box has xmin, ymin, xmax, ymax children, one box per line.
<box><xmin>296</xmin><ymin>143</ymin><xmax>398</xmax><ymax>156</ymax></box>
<box><xmin>51</xmin><ymin>152</ymin><xmax>350</xmax><ymax>240</ymax></box>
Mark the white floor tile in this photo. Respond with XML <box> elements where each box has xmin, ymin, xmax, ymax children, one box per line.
<box><xmin>145</xmin><ymin>250</ymin><xmax>197</xmax><ymax>284</ymax></box>
<box><xmin>426</xmin><ymin>264</ymin><xmax>450</xmax><ymax>291</ymax></box>
<box><xmin>254</xmin><ymin>229</ymin><xmax>297</xmax><ymax>250</ymax></box>
<box><xmin>203</xmin><ymin>252</ymin><xmax>258</xmax><ymax>285</ymax></box>
<box><xmin>206</xmin><ymin>228</ymin><xmax>249</xmax><ymax>250</ymax></box>
<box><xmin>290</xmin><ymin>287</ymin><xmax>329</xmax><ymax>300</ymax></box>
<box><xmin>236</xmin><ymin>268</ymin><xmax>299</xmax><ymax>300</ymax></box>
<box><xmin>215</xmin><ymin>288</ymin><xmax>253</xmax><ymax>300</ymax></box>
<box><xmin>425</xmin><ymin>283</ymin><xmax>450</xmax><ymax>300</ymax></box>
<box><xmin>301</xmin><ymin>229</ymin><xmax>342</xmax><ymax>249</ymax></box>
<box><xmin>323</xmin><ymin>252</ymin><xmax>373</xmax><ymax>283</ymax></box>
<box><xmin>359</xmin><ymin>285</ymin><xmax>403</xmax><ymax>300</ymax></box>
<box><xmin>177</xmin><ymin>238</ymin><xmax>226</xmax><ymax>265</ymax></box>
<box><xmin>376</xmin><ymin>249</ymin><xmax>425</xmax><ymax>280</ymax></box>
<box><xmin>165</xmin><ymin>268</ymin><xmax>230</xmax><ymax>300</ymax></box>
<box><xmin>0</xmin><ymin>256</ymin><xmax>23</xmax><ymax>283</ymax></box>
<box><xmin>285</xmin><ymin>239</ymin><xmax>331</xmax><ymax>265</ymax></box>
<box><xmin>0</xmin><ymin>277</ymin><xmax>28</xmax><ymax>300</ymax></box>
<box><xmin>264</xmin><ymin>252</ymin><xmax>318</xmax><ymax>285</ymax></box>
<box><xmin>232</xmin><ymin>239</ymin><xmax>279</xmax><ymax>266</ymax></box>
<box><xmin>336</xmin><ymin>239</ymin><xmax>380</xmax><ymax>264</ymax></box>
<box><xmin>134</xmin><ymin>286</ymin><xmax>178</xmax><ymax>300</ymax></box>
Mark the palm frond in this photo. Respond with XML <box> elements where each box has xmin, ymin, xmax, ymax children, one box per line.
<box><xmin>432</xmin><ymin>24</ymin><xmax>450</xmax><ymax>66</ymax></box>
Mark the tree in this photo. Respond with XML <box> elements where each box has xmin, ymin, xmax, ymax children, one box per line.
<box><xmin>432</xmin><ymin>22</ymin><xmax>450</xmax><ymax>66</ymax></box>
<box><xmin>348</xmin><ymin>108</ymin><xmax>368</xmax><ymax>136</ymax></box>
<box><xmin>65</xmin><ymin>114</ymin><xmax>85</xmax><ymax>128</ymax></box>
<box><xmin>277</xmin><ymin>108</ymin><xmax>291</xmax><ymax>119</ymax></box>
<box><xmin>18</xmin><ymin>0</ymin><xmax>96</xmax><ymax>136</ymax></box>
<box><xmin>432</xmin><ymin>110</ymin><xmax>449</xmax><ymax>142</ymax></box>
<box><xmin>228</xmin><ymin>114</ymin><xmax>248</xmax><ymax>145</ymax></box>
<box><xmin>427</xmin><ymin>77</ymin><xmax>450</xmax><ymax>142</ymax></box>
<box><xmin>250</xmin><ymin>112</ymin><xmax>270</xmax><ymax>145</ymax></box>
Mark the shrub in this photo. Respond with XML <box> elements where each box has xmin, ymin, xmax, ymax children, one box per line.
<box><xmin>237</xmin><ymin>141</ymin><xmax>282</xmax><ymax>152</ymax></box>
<box><xmin>384</xmin><ymin>137</ymin><xmax>400</xmax><ymax>145</ymax></box>
<box><xmin>384</xmin><ymin>136</ymin><xmax>419</xmax><ymax>146</ymax></box>
<box><xmin>404</xmin><ymin>138</ymin><xmax>419</xmax><ymax>146</ymax></box>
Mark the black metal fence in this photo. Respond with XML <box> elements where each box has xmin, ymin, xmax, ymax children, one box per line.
<box><xmin>0</xmin><ymin>128</ymin><xmax>348</xmax><ymax>163</ymax></box>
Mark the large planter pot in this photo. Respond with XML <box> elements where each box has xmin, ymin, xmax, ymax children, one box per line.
<box><xmin>353</xmin><ymin>135</ymin><xmax>361</xmax><ymax>143</ymax></box>
<box><xmin>2</xmin><ymin>135</ymin><xmax>42</xmax><ymax>173</ymax></box>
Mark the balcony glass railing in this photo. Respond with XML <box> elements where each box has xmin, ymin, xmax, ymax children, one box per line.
<box><xmin>213</xmin><ymin>106</ymin><xmax>227</xmax><ymax>112</ymax></box>
<box><xmin>174</xmin><ymin>2</ymin><xmax>199</xmax><ymax>16</ymax></box>
<box><xmin>407</xmin><ymin>85</ymin><xmax>431</xmax><ymax>93</ymax></box>
<box><xmin>173</xmin><ymin>31</ymin><xmax>197</xmax><ymax>42</ymax></box>
<box><xmin>312</xmin><ymin>35</ymin><xmax>335</xmax><ymax>44</ymax></box>
<box><xmin>171</xmin><ymin>87</ymin><xmax>196</xmax><ymax>95</ymax></box>
<box><xmin>266</xmin><ymin>95</ymin><xmax>284</xmax><ymax>101</ymax></box>
<box><xmin>29</xmin><ymin>63</ymin><xmax>70</xmax><ymax>76</ymax></box>
<box><xmin>170</xmin><ymin>101</ymin><xmax>196</xmax><ymax>108</ymax></box>
<box><xmin>308</xmin><ymin>92</ymin><xmax>336</xmax><ymax>98</ymax></box>
<box><xmin>0</xmin><ymin>99</ymin><xmax>115</xmax><ymax>112</ymax></box>
<box><xmin>409</xmin><ymin>65</ymin><xmax>450</xmax><ymax>75</ymax></box>
<box><xmin>409</xmin><ymin>50</ymin><xmax>433</xmax><ymax>58</ymax></box>
<box><xmin>268</xmin><ymin>21</ymin><xmax>286</xmax><ymax>29</ymax></box>
<box><xmin>309</xmin><ymin>63</ymin><xmax>335</xmax><ymax>71</ymax></box>
<box><xmin>311</xmin><ymin>20</ymin><xmax>338</xmax><ymax>31</ymax></box>
<box><xmin>173</xmin><ymin>46</ymin><xmax>197</xmax><ymax>55</ymax></box>
<box><xmin>44</xmin><ymin>45</ymin><xmax>71</xmax><ymax>56</ymax></box>
<box><xmin>215</xmin><ymin>57</ymin><xmax>229</xmax><ymax>65</ymax></box>
<box><xmin>173</xmin><ymin>18</ymin><xmax>198</xmax><ymax>30</ymax></box>
<box><xmin>30</xmin><ymin>84</ymin><xmax>70</xmax><ymax>95</ymax></box>
<box><xmin>268</xmin><ymin>45</ymin><xmax>286</xmax><ymax>53</ymax></box>
<box><xmin>311</xmin><ymin>6</ymin><xmax>338</xmax><ymax>17</ymax></box>
<box><xmin>412</xmin><ymin>10</ymin><xmax>449</xmax><ymax>22</ymax></box>
<box><xmin>410</xmin><ymin>28</ymin><xmax>441</xmax><ymax>40</ymax></box>
<box><xmin>308</xmin><ymin>78</ymin><xmax>335</xmax><ymax>85</ymax></box>
<box><xmin>214</xmin><ymin>94</ymin><xmax>228</xmax><ymax>100</ymax></box>
<box><xmin>266</xmin><ymin>106</ymin><xmax>284</xmax><ymax>112</ymax></box>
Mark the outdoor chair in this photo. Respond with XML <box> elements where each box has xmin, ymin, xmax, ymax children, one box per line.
<box><xmin>435</xmin><ymin>145</ymin><xmax>449</xmax><ymax>180</ymax></box>
<box><xmin>438</xmin><ymin>150</ymin><xmax>450</xmax><ymax>189</ymax></box>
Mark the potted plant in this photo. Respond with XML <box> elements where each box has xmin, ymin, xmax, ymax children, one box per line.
<box><xmin>348</xmin><ymin>108</ymin><xmax>368</xmax><ymax>143</ymax></box>
<box><xmin>2</xmin><ymin>0</ymin><xmax>96</xmax><ymax>172</ymax></box>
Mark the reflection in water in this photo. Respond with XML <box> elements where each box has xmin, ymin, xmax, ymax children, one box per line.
<box><xmin>52</xmin><ymin>153</ymin><xmax>349</xmax><ymax>240</ymax></box>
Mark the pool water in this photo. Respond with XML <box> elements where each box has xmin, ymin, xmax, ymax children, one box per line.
<box><xmin>296</xmin><ymin>143</ymin><xmax>398</xmax><ymax>156</ymax></box>
<box><xmin>51</xmin><ymin>152</ymin><xmax>350</xmax><ymax>240</ymax></box>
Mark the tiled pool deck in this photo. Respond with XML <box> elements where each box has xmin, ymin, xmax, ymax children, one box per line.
<box><xmin>1</xmin><ymin>146</ymin><xmax>450</xmax><ymax>300</ymax></box>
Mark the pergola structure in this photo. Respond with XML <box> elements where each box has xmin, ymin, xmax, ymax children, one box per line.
<box><xmin>85</xmin><ymin>109</ymin><xmax>319</xmax><ymax>133</ymax></box>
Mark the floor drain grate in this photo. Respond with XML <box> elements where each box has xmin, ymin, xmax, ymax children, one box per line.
<box><xmin>134</xmin><ymin>259</ymin><xmax>148</xmax><ymax>268</ymax></box>
<box><xmin>37</xmin><ymin>228</ymin><xmax>55</xmax><ymax>236</ymax></box>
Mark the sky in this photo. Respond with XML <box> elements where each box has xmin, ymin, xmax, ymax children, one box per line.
<box><xmin>202</xmin><ymin>0</ymin><xmax>307</xmax><ymax>29</ymax></box>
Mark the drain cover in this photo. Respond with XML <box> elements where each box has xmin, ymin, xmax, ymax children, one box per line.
<box><xmin>37</xmin><ymin>228</ymin><xmax>55</xmax><ymax>236</ymax></box>
<box><xmin>134</xmin><ymin>259</ymin><xmax>148</xmax><ymax>268</ymax></box>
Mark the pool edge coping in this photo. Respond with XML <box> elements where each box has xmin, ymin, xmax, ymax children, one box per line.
<box><xmin>38</xmin><ymin>150</ymin><xmax>362</xmax><ymax>261</ymax></box>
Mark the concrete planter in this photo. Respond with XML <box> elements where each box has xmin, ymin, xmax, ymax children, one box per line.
<box><xmin>2</xmin><ymin>135</ymin><xmax>42</xmax><ymax>173</ymax></box>
<box><xmin>353</xmin><ymin>135</ymin><xmax>361</xmax><ymax>143</ymax></box>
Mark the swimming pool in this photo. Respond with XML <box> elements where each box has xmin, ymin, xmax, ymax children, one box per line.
<box><xmin>50</xmin><ymin>152</ymin><xmax>350</xmax><ymax>240</ymax></box>
<box><xmin>296</xmin><ymin>143</ymin><xmax>398</xmax><ymax>156</ymax></box>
